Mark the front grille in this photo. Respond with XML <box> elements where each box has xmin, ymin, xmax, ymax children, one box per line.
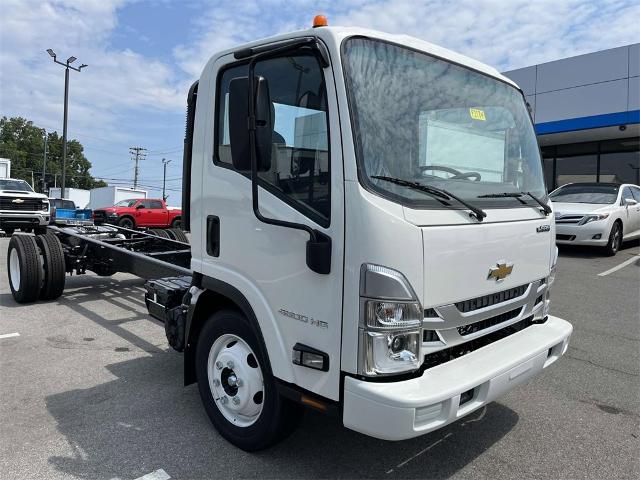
<box><xmin>0</xmin><ymin>197</ymin><xmax>45</xmax><ymax>211</ymax></box>
<box><xmin>555</xmin><ymin>215</ymin><xmax>584</xmax><ymax>224</ymax></box>
<box><xmin>422</xmin><ymin>315</ymin><xmax>538</xmax><ymax>370</ymax></box>
<box><xmin>556</xmin><ymin>234</ymin><xmax>575</xmax><ymax>241</ymax></box>
<box><xmin>457</xmin><ymin>307</ymin><xmax>522</xmax><ymax>336</ymax></box>
<box><xmin>455</xmin><ymin>284</ymin><xmax>527</xmax><ymax>313</ymax></box>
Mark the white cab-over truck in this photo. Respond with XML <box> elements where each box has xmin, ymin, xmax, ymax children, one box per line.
<box><xmin>6</xmin><ymin>20</ymin><xmax>572</xmax><ymax>451</ymax></box>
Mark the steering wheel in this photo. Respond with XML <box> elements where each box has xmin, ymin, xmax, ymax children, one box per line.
<box><xmin>419</xmin><ymin>165</ymin><xmax>482</xmax><ymax>181</ymax></box>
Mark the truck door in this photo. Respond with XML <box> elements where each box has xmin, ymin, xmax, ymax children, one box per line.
<box><xmin>147</xmin><ymin>199</ymin><xmax>166</xmax><ymax>226</ymax></box>
<box><xmin>199</xmin><ymin>48</ymin><xmax>344</xmax><ymax>401</ymax></box>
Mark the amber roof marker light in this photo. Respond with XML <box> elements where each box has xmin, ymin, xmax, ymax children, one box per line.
<box><xmin>313</xmin><ymin>15</ymin><xmax>328</xmax><ymax>28</ymax></box>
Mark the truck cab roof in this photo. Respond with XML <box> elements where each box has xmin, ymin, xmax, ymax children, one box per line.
<box><xmin>204</xmin><ymin>25</ymin><xmax>518</xmax><ymax>90</ymax></box>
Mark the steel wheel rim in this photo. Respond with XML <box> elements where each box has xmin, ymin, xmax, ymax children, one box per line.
<box><xmin>9</xmin><ymin>248</ymin><xmax>20</xmax><ymax>290</ymax></box>
<box><xmin>207</xmin><ymin>333</ymin><xmax>264</xmax><ymax>427</ymax></box>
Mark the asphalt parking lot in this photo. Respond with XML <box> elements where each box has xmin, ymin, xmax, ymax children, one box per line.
<box><xmin>1</xmin><ymin>236</ymin><xmax>638</xmax><ymax>480</ymax></box>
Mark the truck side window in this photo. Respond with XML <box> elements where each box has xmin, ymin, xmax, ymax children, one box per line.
<box><xmin>149</xmin><ymin>200</ymin><xmax>163</xmax><ymax>209</ymax></box>
<box><xmin>215</xmin><ymin>53</ymin><xmax>331</xmax><ymax>227</ymax></box>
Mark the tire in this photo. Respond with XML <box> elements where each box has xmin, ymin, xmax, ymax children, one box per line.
<box><xmin>195</xmin><ymin>310</ymin><xmax>303</xmax><ymax>451</ymax></box>
<box><xmin>150</xmin><ymin>228</ymin><xmax>170</xmax><ymax>239</ymax></box>
<box><xmin>7</xmin><ymin>234</ymin><xmax>42</xmax><ymax>304</ymax></box>
<box><xmin>117</xmin><ymin>216</ymin><xmax>135</xmax><ymax>229</ymax></box>
<box><xmin>171</xmin><ymin>217</ymin><xmax>182</xmax><ymax>229</ymax></box>
<box><xmin>604</xmin><ymin>222</ymin><xmax>622</xmax><ymax>256</ymax></box>
<box><xmin>35</xmin><ymin>233</ymin><xmax>66</xmax><ymax>300</ymax></box>
<box><xmin>167</xmin><ymin>228</ymin><xmax>189</xmax><ymax>244</ymax></box>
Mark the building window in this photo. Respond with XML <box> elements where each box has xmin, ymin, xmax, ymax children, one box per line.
<box><xmin>555</xmin><ymin>154</ymin><xmax>598</xmax><ymax>187</ymax></box>
<box><xmin>599</xmin><ymin>151</ymin><xmax>640</xmax><ymax>184</ymax></box>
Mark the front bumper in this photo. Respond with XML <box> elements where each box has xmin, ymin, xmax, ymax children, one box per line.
<box><xmin>555</xmin><ymin>222</ymin><xmax>610</xmax><ymax>246</ymax></box>
<box><xmin>0</xmin><ymin>211</ymin><xmax>49</xmax><ymax>228</ymax></box>
<box><xmin>343</xmin><ymin>315</ymin><xmax>572</xmax><ymax>441</ymax></box>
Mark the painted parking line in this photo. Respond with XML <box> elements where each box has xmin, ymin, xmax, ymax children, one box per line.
<box><xmin>135</xmin><ymin>469</ymin><xmax>171</xmax><ymax>480</ymax></box>
<box><xmin>0</xmin><ymin>332</ymin><xmax>20</xmax><ymax>340</ymax></box>
<box><xmin>598</xmin><ymin>254</ymin><xmax>640</xmax><ymax>277</ymax></box>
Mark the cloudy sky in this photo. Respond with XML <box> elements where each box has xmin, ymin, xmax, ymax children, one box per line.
<box><xmin>1</xmin><ymin>0</ymin><xmax>638</xmax><ymax>203</ymax></box>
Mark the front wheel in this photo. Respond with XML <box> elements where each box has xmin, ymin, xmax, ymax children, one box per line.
<box><xmin>195</xmin><ymin>310</ymin><xmax>303</xmax><ymax>451</ymax></box>
<box><xmin>117</xmin><ymin>217</ymin><xmax>135</xmax><ymax>229</ymax></box>
<box><xmin>604</xmin><ymin>222</ymin><xmax>621</xmax><ymax>256</ymax></box>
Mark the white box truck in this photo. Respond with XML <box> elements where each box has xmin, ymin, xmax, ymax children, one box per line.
<box><xmin>5</xmin><ymin>19</ymin><xmax>572</xmax><ymax>453</ymax></box>
<box><xmin>88</xmin><ymin>186</ymin><xmax>147</xmax><ymax>209</ymax></box>
<box><xmin>0</xmin><ymin>158</ymin><xmax>11</xmax><ymax>179</ymax></box>
<box><xmin>49</xmin><ymin>187</ymin><xmax>91</xmax><ymax>208</ymax></box>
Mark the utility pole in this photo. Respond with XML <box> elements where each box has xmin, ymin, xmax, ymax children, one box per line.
<box><xmin>46</xmin><ymin>49</ymin><xmax>87</xmax><ymax>199</ymax></box>
<box><xmin>129</xmin><ymin>146</ymin><xmax>147</xmax><ymax>189</ymax></box>
<box><xmin>162</xmin><ymin>158</ymin><xmax>171</xmax><ymax>201</ymax></box>
<box><xmin>42</xmin><ymin>132</ymin><xmax>48</xmax><ymax>194</ymax></box>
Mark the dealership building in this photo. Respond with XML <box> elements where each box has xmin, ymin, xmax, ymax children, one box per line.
<box><xmin>503</xmin><ymin>43</ymin><xmax>639</xmax><ymax>190</ymax></box>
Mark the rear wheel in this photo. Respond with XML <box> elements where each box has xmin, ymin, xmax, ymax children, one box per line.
<box><xmin>196</xmin><ymin>310</ymin><xmax>303</xmax><ymax>451</ymax></box>
<box><xmin>167</xmin><ymin>227</ymin><xmax>189</xmax><ymax>243</ymax></box>
<box><xmin>149</xmin><ymin>228</ymin><xmax>170</xmax><ymax>239</ymax></box>
<box><xmin>117</xmin><ymin>216</ymin><xmax>135</xmax><ymax>229</ymax></box>
<box><xmin>35</xmin><ymin>233</ymin><xmax>66</xmax><ymax>300</ymax></box>
<box><xmin>604</xmin><ymin>222</ymin><xmax>622</xmax><ymax>256</ymax></box>
<box><xmin>171</xmin><ymin>217</ymin><xmax>182</xmax><ymax>229</ymax></box>
<box><xmin>7</xmin><ymin>235</ymin><xmax>42</xmax><ymax>304</ymax></box>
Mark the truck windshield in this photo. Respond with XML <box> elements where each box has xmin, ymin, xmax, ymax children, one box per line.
<box><xmin>0</xmin><ymin>179</ymin><xmax>34</xmax><ymax>192</ymax></box>
<box><xmin>342</xmin><ymin>37</ymin><xmax>546</xmax><ymax>209</ymax></box>
<box><xmin>114</xmin><ymin>199</ymin><xmax>139</xmax><ymax>207</ymax></box>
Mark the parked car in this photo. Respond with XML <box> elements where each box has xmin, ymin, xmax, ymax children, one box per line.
<box><xmin>49</xmin><ymin>198</ymin><xmax>93</xmax><ymax>226</ymax></box>
<box><xmin>0</xmin><ymin>178</ymin><xmax>49</xmax><ymax>235</ymax></box>
<box><xmin>550</xmin><ymin>182</ymin><xmax>640</xmax><ymax>255</ymax></box>
<box><xmin>93</xmin><ymin>198</ymin><xmax>182</xmax><ymax>229</ymax></box>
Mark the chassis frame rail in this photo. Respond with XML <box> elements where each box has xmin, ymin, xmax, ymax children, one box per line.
<box><xmin>47</xmin><ymin>224</ymin><xmax>191</xmax><ymax>280</ymax></box>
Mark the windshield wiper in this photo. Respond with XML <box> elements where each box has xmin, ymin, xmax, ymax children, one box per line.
<box><xmin>372</xmin><ymin>176</ymin><xmax>487</xmax><ymax>221</ymax></box>
<box><xmin>478</xmin><ymin>191</ymin><xmax>552</xmax><ymax>215</ymax></box>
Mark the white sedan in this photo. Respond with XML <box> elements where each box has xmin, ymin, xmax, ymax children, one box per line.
<box><xmin>549</xmin><ymin>182</ymin><xmax>640</xmax><ymax>256</ymax></box>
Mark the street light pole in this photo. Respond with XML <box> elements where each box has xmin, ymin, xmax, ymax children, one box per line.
<box><xmin>46</xmin><ymin>49</ymin><xmax>87</xmax><ymax>199</ymax></box>
<box><xmin>162</xmin><ymin>158</ymin><xmax>172</xmax><ymax>201</ymax></box>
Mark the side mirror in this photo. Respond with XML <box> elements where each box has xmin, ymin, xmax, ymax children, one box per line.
<box><xmin>228</xmin><ymin>75</ymin><xmax>272</xmax><ymax>172</ymax></box>
<box><xmin>624</xmin><ymin>198</ymin><xmax>638</xmax><ymax>206</ymax></box>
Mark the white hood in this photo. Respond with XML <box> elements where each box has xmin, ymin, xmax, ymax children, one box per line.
<box><xmin>551</xmin><ymin>202</ymin><xmax>613</xmax><ymax>215</ymax></box>
<box><xmin>421</xmin><ymin>218</ymin><xmax>553</xmax><ymax>307</ymax></box>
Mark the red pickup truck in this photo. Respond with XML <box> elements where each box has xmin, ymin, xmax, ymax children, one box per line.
<box><xmin>93</xmin><ymin>198</ymin><xmax>182</xmax><ymax>229</ymax></box>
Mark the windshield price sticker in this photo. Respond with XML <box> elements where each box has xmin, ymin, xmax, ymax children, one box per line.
<box><xmin>469</xmin><ymin>108</ymin><xmax>486</xmax><ymax>121</ymax></box>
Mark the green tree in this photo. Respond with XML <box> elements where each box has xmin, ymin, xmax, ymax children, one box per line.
<box><xmin>0</xmin><ymin>116</ymin><xmax>107</xmax><ymax>191</ymax></box>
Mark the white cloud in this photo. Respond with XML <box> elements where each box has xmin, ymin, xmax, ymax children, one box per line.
<box><xmin>0</xmin><ymin>0</ymin><xmax>184</xmax><ymax>149</ymax></box>
<box><xmin>175</xmin><ymin>0</ymin><xmax>640</xmax><ymax>76</ymax></box>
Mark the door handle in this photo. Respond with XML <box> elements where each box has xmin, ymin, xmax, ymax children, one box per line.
<box><xmin>207</xmin><ymin>215</ymin><xmax>220</xmax><ymax>257</ymax></box>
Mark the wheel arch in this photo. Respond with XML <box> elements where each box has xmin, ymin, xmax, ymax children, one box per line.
<box><xmin>184</xmin><ymin>274</ymin><xmax>292</xmax><ymax>386</ymax></box>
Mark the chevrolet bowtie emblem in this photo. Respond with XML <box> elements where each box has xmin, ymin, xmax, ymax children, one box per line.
<box><xmin>488</xmin><ymin>262</ymin><xmax>513</xmax><ymax>281</ymax></box>
<box><xmin>11</xmin><ymin>198</ymin><xmax>24</xmax><ymax>203</ymax></box>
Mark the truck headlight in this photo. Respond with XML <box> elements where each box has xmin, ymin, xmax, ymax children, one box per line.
<box><xmin>358</xmin><ymin>264</ymin><xmax>422</xmax><ymax>376</ymax></box>
<box><xmin>42</xmin><ymin>202</ymin><xmax>49</xmax><ymax>211</ymax></box>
